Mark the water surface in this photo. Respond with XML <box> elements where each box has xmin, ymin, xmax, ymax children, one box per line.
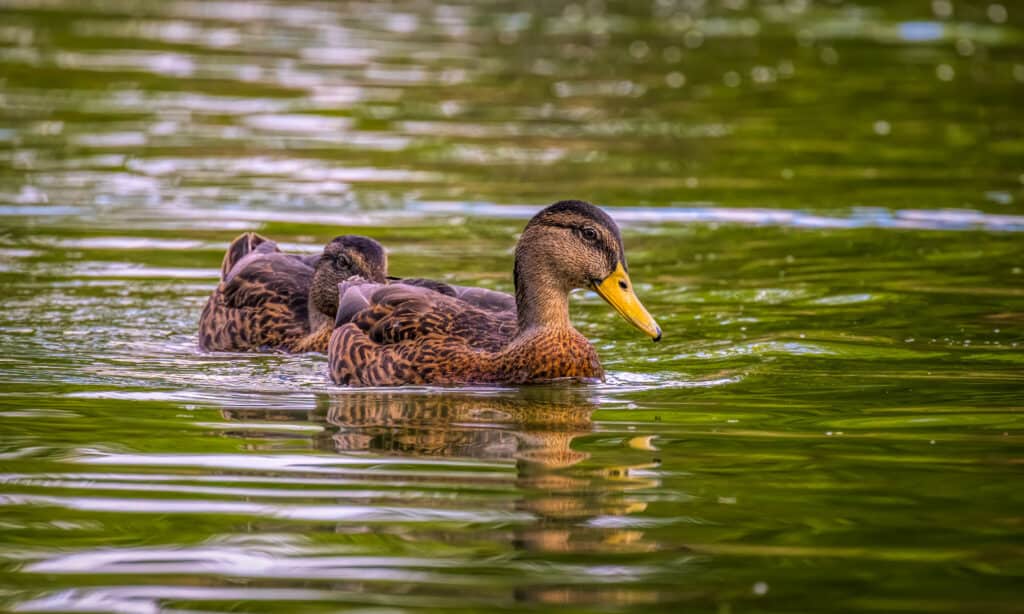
<box><xmin>0</xmin><ymin>0</ymin><xmax>1022</xmax><ymax>612</ymax></box>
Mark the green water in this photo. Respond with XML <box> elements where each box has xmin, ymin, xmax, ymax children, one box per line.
<box><xmin>1</xmin><ymin>0</ymin><xmax>1022</xmax><ymax>612</ymax></box>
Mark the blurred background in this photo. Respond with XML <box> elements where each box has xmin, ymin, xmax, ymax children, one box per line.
<box><xmin>1</xmin><ymin>0</ymin><xmax>1022</xmax><ymax>222</ymax></box>
<box><xmin>0</xmin><ymin>1</ymin><xmax>1022</xmax><ymax>613</ymax></box>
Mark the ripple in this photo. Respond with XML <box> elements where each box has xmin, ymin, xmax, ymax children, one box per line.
<box><xmin>604</xmin><ymin>371</ymin><xmax>744</xmax><ymax>391</ymax></box>
<box><xmin>72</xmin><ymin>264</ymin><xmax>215</xmax><ymax>279</ymax></box>
<box><xmin>51</xmin><ymin>238</ymin><xmax>206</xmax><ymax>250</ymax></box>
<box><xmin>72</xmin><ymin>451</ymin><xmax>507</xmax><ymax>471</ymax></box>
<box><xmin>15</xmin><ymin>587</ymin><xmax>342</xmax><ymax>613</ymax></box>
<box><xmin>0</xmin><ymin>477</ymin><xmax>438</xmax><ymax>501</ymax></box>
<box><xmin>25</xmin><ymin>547</ymin><xmax>469</xmax><ymax>579</ymax></box>
<box><xmin>0</xmin><ymin>494</ymin><xmax>530</xmax><ymax>524</ymax></box>
<box><xmin>243</xmin><ymin>113</ymin><xmax>353</xmax><ymax>134</ymax></box>
<box><xmin>413</xmin><ymin>202</ymin><xmax>1024</xmax><ymax>232</ymax></box>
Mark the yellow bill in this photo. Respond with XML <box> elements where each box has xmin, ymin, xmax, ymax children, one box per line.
<box><xmin>592</xmin><ymin>263</ymin><xmax>662</xmax><ymax>341</ymax></box>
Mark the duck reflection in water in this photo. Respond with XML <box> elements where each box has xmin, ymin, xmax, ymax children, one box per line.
<box><xmin>320</xmin><ymin>387</ymin><xmax>593</xmax><ymax>470</ymax></box>
<box><xmin>220</xmin><ymin>387</ymin><xmax>660</xmax><ymax>556</ymax></box>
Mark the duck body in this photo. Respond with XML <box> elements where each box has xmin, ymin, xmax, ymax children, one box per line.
<box><xmin>327</xmin><ymin>200</ymin><xmax>660</xmax><ymax>387</ymax></box>
<box><xmin>198</xmin><ymin>232</ymin><xmax>387</xmax><ymax>353</ymax></box>
<box><xmin>328</xmin><ymin>281</ymin><xmax>600</xmax><ymax>386</ymax></box>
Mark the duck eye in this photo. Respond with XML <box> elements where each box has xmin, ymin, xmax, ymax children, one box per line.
<box><xmin>334</xmin><ymin>254</ymin><xmax>352</xmax><ymax>268</ymax></box>
<box><xmin>580</xmin><ymin>227</ymin><xmax>599</xmax><ymax>242</ymax></box>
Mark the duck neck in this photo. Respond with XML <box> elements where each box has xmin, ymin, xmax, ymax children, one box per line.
<box><xmin>513</xmin><ymin>250</ymin><xmax>572</xmax><ymax>336</ymax></box>
<box><xmin>308</xmin><ymin>269</ymin><xmax>338</xmax><ymax>327</ymax></box>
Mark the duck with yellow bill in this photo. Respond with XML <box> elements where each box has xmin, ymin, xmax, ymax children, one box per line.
<box><xmin>328</xmin><ymin>199</ymin><xmax>661</xmax><ymax>386</ymax></box>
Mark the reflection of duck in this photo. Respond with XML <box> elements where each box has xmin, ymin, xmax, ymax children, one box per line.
<box><xmin>328</xmin><ymin>200</ymin><xmax>662</xmax><ymax>386</ymax></box>
<box><xmin>198</xmin><ymin>232</ymin><xmax>387</xmax><ymax>353</ymax></box>
<box><xmin>319</xmin><ymin>388</ymin><xmax>595</xmax><ymax>469</ymax></box>
<box><xmin>219</xmin><ymin>389</ymin><xmax>661</xmax><ymax>558</ymax></box>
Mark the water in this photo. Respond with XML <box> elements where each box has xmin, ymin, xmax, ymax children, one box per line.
<box><xmin>1</xmin><ymin>0</ymin><xmax>1022</xmax><ymax>611</ymax></box>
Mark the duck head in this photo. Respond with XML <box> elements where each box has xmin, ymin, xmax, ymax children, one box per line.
<box><xmin>310</xmin><ymin>235</ymin><xmax>387</xmax><ymax>318</ymax></box>
<box><xmin>513</xmin><ymin>200</ymin><xmax>661</xmax><ymax>341</ymax></box>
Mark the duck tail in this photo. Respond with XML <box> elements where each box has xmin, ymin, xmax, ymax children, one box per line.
<box><xmin>219</xmin><ymin>232</ymin><xmax>272</xmax><ymax>281</ymax></box>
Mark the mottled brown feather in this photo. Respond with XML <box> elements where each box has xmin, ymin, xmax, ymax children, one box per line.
<box><xmin>328</xmin><ymin>280</ymin><xmax>600</xmax><ymax>386</ymax></box>
<box><xmin>199</xmin><ymin>234</ymin><xmax>316</xmax><ymax>352</ymax></box>
<box><xmin>200</xmin><ymin>233</ymin><xmax>513</xmax><ymax>355</ymax></box>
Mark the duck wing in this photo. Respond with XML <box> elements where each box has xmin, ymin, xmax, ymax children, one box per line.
<box><xmin>390</xmin><ymin>277</ymin><xmax>457</xmax><ymax>297</ymax></box>
<box><xmin>221</xmin><ymin>251</ymin><xmax>314</xmax><ymax>314</ymax></box>
<box><xmin>327</xmin><ymin>281</ymin><xmax>601</xmax><ymax>387</ymax></box>
<box><xmin>336</xmin><ymin>280</ymin><xmax>516</xmax><ymax>352</ymax></box>
<box><xmin>449</xmin><ymin>285</ymin><xmax>515</xmax><ymax>314</ymax></box>
<box><xmin>387</xmin><ymin>277</ymin><xmax>515</xmax><ymax>314</ymax></box>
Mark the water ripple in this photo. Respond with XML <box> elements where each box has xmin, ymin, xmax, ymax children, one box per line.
<box><xmin>415</xmin><ymin>202</ymin><xmax>1024</xmax><ymax>232</ymax></box>
<box><xmin>0</xmin><ymin>494</ymin><xmax>530</xmax><ymax>524</ymax></box>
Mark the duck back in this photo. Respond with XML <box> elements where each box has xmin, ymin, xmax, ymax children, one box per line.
<box><xmin>198</xmin><ymin>234</ymin><xmax>315</xmax><ymax>352</ymax></box>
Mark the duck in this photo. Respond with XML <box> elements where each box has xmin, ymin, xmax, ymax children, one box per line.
<box><xmin>198</xmin><ymin>232</ymin><xmax>387</xmax><ymax>353</ymax></box>
<box><xmin>327</xmin><ymin>200</ymin><xmax>661</xmax><ymax>386</ymax></box>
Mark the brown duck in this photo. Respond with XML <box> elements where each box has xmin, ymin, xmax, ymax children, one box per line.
<box><xmin>327</xmin><ymin>200</ymin><xmax>661</xmax><ymax>386</ymax></box>
<box><xmin>198</xmin><ymin>232</ymin><xmax>387</xmax><ymax>353</ymax></box>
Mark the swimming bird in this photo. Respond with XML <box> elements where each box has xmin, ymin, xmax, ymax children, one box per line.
<box><xmin>198</xmin><ymin>232</ymin><xmax>387</xmax><ymax>353</ymax></box>
<box><xmin>327</xmin><ymin>200</ymin><xmax>661</xmax><ymax>386</ymax></box>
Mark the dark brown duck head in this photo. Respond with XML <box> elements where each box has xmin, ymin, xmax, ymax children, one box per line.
<box><xmin>513</xmin><ymin>200</ymin><xmax>661</xmax><ymax>341</ymax></box>
<box><xmin>310</xmin><ymin>235</ymin><xmax>388</xmax><ymax>322</ymax></box>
